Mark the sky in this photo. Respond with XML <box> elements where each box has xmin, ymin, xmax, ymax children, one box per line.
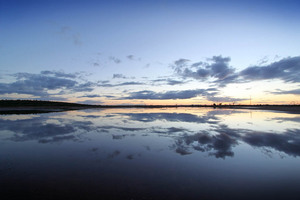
<box><xmin>1</xmin><ymin>0</ymin><xmax>300</xmax><ymax>105</ymax></box>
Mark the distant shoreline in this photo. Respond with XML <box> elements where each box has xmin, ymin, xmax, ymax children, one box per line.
<box><xmin>1</xmin><ymin>100</ymin><xmax>300</xmax><ymax>114</ymax></box>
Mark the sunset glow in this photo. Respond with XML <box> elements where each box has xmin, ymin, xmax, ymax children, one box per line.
<box><xmin>1</xmin><ymin>0</ymin><xmax>300</xmax><ymax>105</ymax></box>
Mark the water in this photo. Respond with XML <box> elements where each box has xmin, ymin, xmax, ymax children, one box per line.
<box><xmin>1</xmin><ymin>108</ymin><xmax>300</xmax><ymax>199</ymax></box>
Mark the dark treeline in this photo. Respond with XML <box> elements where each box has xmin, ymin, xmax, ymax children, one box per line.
<box><xmin>1</xmin><ymin>100</ymin><xmax>300</xmax><ymax>114</ymax></box>
<box><xmin>0</xmin><ymin>100</ymin><xmax>94</xmax><ymax>107</ymax></box>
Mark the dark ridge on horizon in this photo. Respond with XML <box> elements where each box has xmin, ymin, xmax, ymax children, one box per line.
<box><xmin>0</xmin><ymin>99</ymin><xmax>94</xmax><ymax>107</ymax></box>
<box><xmin>0</xmin><ymin>100</ymin><xmax>96</xmax><ymax>114</ymax></box>
<box><xmin>1</xmin><ymin>100</ymin><xmax>300</xmax><ymax>115</ymax></box>
<box><xmin>1</xmin><ymin>99</ymin><xmax>300</xmax><ymax>107</ymax></box>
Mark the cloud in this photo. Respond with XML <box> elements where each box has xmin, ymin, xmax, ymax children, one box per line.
<box><xmin>71</xmin><ymin>82</ymin><xmax>95</xmax><ymax>92</ymax></box>
<box><xmin>127</xmin><ymin>55</ymin><xmax>134</xmax><ymax>60</ymax></box>
<box><xmin>0</xmin><ymin>74</ymin><xmax>76</xmax><ymax>96</ymax></box>
<box><xmin>173</xmin><ymin>55</ymin><xmax>300</xmax><ymax>87</ymax></box>
<box><xmin>112</xmin><ymin>74</ymin><xmax>135</xmax><ymax>79</ymax></box>
<box><xmin>109</xmin><ymin>56</ymin><xmax>121</xmax><ymax>64</ymax></box>
<box><xmin>240</xmin><ymin>56</ymin><xmax>300</xmax><ymax>83</ymax></box>
<box><xmin>0</xmin><ymin>116</ymin><xmax>94</xmax><ymax>143</ymax></box>
<box><xmin>173</xmin><ymin>56</ymin><xmax>236</xmax><ymax>86</ymax></box>
<box><xmin>79</xmin><ymin>94</ymin><xmax>101</xmax><ymax>98</ymax></box>
<box><xmin>126</xmin><ymin>54</ymin><xmax>141</xmax><ymax>61</ymax></box>
<box><xmin>272</xmin><ymin>116</ymin><xmax>300</xmax><ymax>123</ymax></box>
<box><xmin>97</xmin><ymin>81</ymin><xmax>144</xmax><ymax>87</ymax></box>
<box><xmin>121</xmin><ymin>112</ymin><xmax>219</xmax><ymax>124</ymax></box>
<box><xmin>76</xmin><ymin>100</ymin><xmax>102</xmax><ymax>105</ymax></box>
<box><xmin>121</xmin><ymin>88</ymin><xmax>244</xmax><ymax>102</ymax></box>
<box><xmin>170</xmin><ymin>120</ymin><xmax>300</xmax><ymax>158</ymax></box>
<box><xmin>176</xmin><ymin>132</ymin><xmax>237</xmax><ymax>158</ymax></box>
<box><xmin>242</xmin><ymin>129</ymin><xmax>300</xmax><ymax>157</ymax></box>
<box><xmin>172</xmin><ymin>58</ymin><xmax>190</xmax><ymax>72</ymax></box>
<box><xmin>257</xmin><ymin>56</ymin><xmax>269</xmax><ymax>65</ymax></box>
<box><xmin>0</xmin><ymin>71</ymin><xmax>95</xmax><ymax>98</ymax></box>
<box><xmin>206</xmin><ymin>95</ymin><xmax>247</xmax><ymax>103</ymax></box>
<box><xmin>126</xmin><ymin>54</ymin><xmax>142</xmax><ymax>61</ymax></box>
<box><xmin>59</xmin><ymin>26</ymin><xmax>82</xmax><ymax>46</ymax></box>
<box><xmin>93</xmin><ymin>62</ymin><xmax>100</xmax><ymax>67</ymax></box>
<box><xmin>97</xmin><ymin>126</ymin><xmax>146</xmax><ymax>132</ymax></box>
<box><xmin>113</xmin><ymin>74</ymin><xmax>127</xmax><ymax>79</ymax></box>
<box><xmin>150</xmin><ymin>78</ymin><xmax>187</xmax><ymax>85</ymax></box>
<box><xmin>210</xmin><ymin>124</ymin><xmax>300</xmax><ymax>157</ymax></box>
<box><xmin>271</xmin><ymin>88</ymin><xmax>300</xmax><ymax>95</ymax></box>
<box><xmin>2</xmin><ymin>108</ymin><xmax>300</xmax><ymax>160</ymax></box>
<box><xmin>40</xmin><ymin>70</ymin><xmax>78</xmax><ymax>78</ymax></box>
<box><xmin>122</xmin><ymin>89</ymin><xmax>208</xmax><ymax>100</ymax></box>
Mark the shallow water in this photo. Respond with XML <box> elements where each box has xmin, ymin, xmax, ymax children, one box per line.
<box><xmin>1</xmin><ymin>108</ymin><xmax>300</xmax><ymax>199</ymax></box>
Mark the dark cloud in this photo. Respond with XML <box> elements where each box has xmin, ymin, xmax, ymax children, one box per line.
<box><xmin>209</xmin><ymin>124</ymin><xmax>300</xmax><ymax>158</ymax></box>
<box><xmin>39</xmin><ymin>135</ymin><xmax>77</xmax><ymax>144</ymax></box>
<box><xmin>0</xmin><ymin>73</ymin><xmax>77</xmax><ymax>96</ymax></box>
<box><xmin>257</xmin><ymin>56</ymin><xmax>269</xmax><ymax>65</ymax></box>
<box><xmin>173</xmin><ymin>56</ymin><xmax>236</xmax><ymax>86</ymax></box>
<box><xmin>173</xmin><ymin>139</ymin><xmax>193</xmax><ymax>155</ymax></box>
<box><xmin>171</xmin><ymin>122</ymin><xmax>300</xmax><ymax>158</ymax></box>
<box><xmin>118</xmin><ymin>81</ymin><xmax>144</xmax><ymax>86</ymax></box>
<box><xmin>112</xmin><ymin>74</ymin><xmax>135</xmax><ymax>79</ymax></box>
<box><xmin>126</xmin><ymin>55</ymin><xmax>141</xmax><ymax>61</ymax></box>
<box><xmin>97</xmin><ymin>81</ymin><xmax>144</xmax><ymax>87</ymax></box>
<box><xmin>122</xmin><ymin>89</ymin><xmax>208</xmax><ymax>100</ymax></box>
<box><xmin>0</xmin><ymin>117</ymin><xmax>94</xmax><ymax>143</ymax></box>
<box><xmin>272</xmin><ymin>116</ymin><xmax>300</xmax><ymax>123</ymax></box>
<box><xmin>72</xmin><ymin>82</ymin><xmax>95</xmax><ymax>92</ymax></box>
<box><xmin>207</xmin><ymin>56</ymin><xmax>234</xmax><ymax>80</ymax></box>
<box><xmin>173</xmin><ymin>55</ymin><xmax>300</xmax><ymax>87</ymax></box>
<box><xmin>191</xmin><ymin>61</ymin><xmax>204</xmax><ymax>68</ymax></box>
<box><xmin>2</xmin><ymin>108</ymin><xmax>300</xmax><ymax>160</ymax></box>
<box><xmin>240</xmin><ymin>56</ymin><xmax>300</xmax><ymax>83</ymax></box>
<box><xmin>178</xmin><ymin>132</ymin><xmax>237</xmax><ymax>158</ymax></box>
<box><xmin>80</xmin><ymin>94</ymin><xmax>101</xmax><ymax>98</ymax></box>
<box><xmin>121</xmin><ymin>88</ymin><xmax>244</xmax><ymax>102</ymax></box>
<box><xmin>93</xmin><ymin>62</ymin><xmax>100</xmax><ymax>67</ymax></box>
<box><xmin>113</xmin><ymin>74</ymin><xmax>127</xmax><ymax>79</ymax></box>
<box><xmin>112</xmin><ymin>134</ymin><xmax>126</xmax><ymax>140</ymax></box>
<box><xmin>127</xmin><ymin>55</ymin><xmax>134</xmax><ymax>60</ymax></box>
<box><xmin>116</xmin><ymin>110</ymin><xmax>299</xmax><ymax>159</ymax></box>
<box><xmin>109</xmin><ymin>56</ymin><xmax>121</xmax><ymax>64</ymax></box>
<box><xmin>172</xmin><ymin>58</ymin><xmax>190</xmax><ymax>73</ymax></box>
<box><xmin>150</xmin><ymin>78</ymin><xmax>187</xmax><ymax>85</ymax></box>
<box><xmin>40</xmin><ymin>70</ymin><xmax>78</xmax><ymax>78</ymax></box>
<box><xmin>97</xmin><ymin>126</ymin><xmax>146</xmax><ymax>132</ymax></box>
<box><xmin>0</xmin><ymin>71</ymin><xmax>95</xmax><ymax>98</ymax></box>
<box><xmin>206</xmin><ymin>95</ymin><xmax>247</xmax><ymax>103</ymax></box>
<box><xmin>242</xmin><ymin>129</ymin><xmax>300</xmax><ymax>157</ymax></box>
<box><xmin>271</xmin><ymin>88</ymin><xmax>300</xmax><ymax>95</ymax></box>
<box><xmin>105</xmin><ymin>95</ymin><xmax>116</xmax><ymax>98</ymax></box>
<box><xmin>77</xmin><ymin>100</ymin><xmax>102</xmax><ymax>105</ymax></box>
<box><xmin>121</xmin><ymin>112</ymin><xmax>219</xmax><ymax>124</ymax></box>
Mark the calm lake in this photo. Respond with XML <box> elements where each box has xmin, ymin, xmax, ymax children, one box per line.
<box><xmin>1</xmin><ymin>108</ymin><xmax>300</xmax><ymax>199</ymax></box>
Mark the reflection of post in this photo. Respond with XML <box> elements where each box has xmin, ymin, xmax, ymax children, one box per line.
<box><xmin>250</xmin><ymin>111</ymin><xmax>252</xmax><ymax>118</ymax></box>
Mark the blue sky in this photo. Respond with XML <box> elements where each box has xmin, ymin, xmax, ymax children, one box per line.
<box><xmin>1</xmin><ymin>0</ymin><xmax>300</xmax><ymax>104</ymax></box>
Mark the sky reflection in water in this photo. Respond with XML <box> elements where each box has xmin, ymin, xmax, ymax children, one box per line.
<box><xmin>1</xmin><ymin>108</ymin><xmax>300</xmax><ymax>199</ymax></box>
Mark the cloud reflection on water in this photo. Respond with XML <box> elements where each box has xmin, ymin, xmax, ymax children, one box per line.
<box><xmin>0</xmin><ymin>109</ymin><xmax>300</xmax><ymax>159</ymax></box>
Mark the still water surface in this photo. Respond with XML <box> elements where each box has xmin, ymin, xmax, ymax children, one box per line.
<box><xmin>1</xmin><ymin>108</ymin><xmax>300</xmax><ymax>199</ymax></box>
